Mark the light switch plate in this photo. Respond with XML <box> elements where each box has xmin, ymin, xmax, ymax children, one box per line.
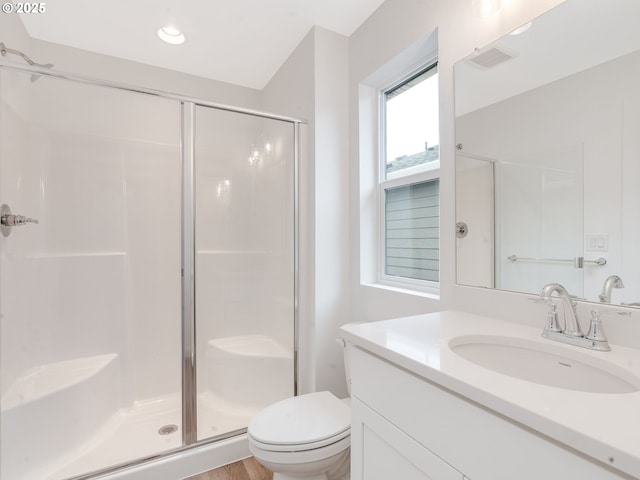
<box><xmin>586</xmin><ymin>234</ymin><xmax>608</xmax><ymax>252</ymax></box>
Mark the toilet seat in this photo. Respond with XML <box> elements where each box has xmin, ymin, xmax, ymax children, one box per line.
<box><xmin>250</xmin><ymin>430</ymin><xmax>350</xmax><ymax>452</ymax></box>
<box><xmin>249</xmin><ymin>433</ymin><xmax>351</xmax><ymax>466</ymax></box>
<box><xmin>248</xmin><ymin>391</ymin><xmax>350</xmax><ymax>453</ymax></box>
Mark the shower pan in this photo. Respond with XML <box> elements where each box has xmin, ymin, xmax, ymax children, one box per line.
<box><xmin>0</xmin><ymin>57</ymin><xmax>300</xmax><ymax>480</ymax></box>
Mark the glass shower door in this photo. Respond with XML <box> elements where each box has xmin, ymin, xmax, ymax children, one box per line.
<box><xmin>194</xmin><ymin>106</ymin><xmax>295</xmax><ymax>440</ymax></box>
<box><xmin>0</xmin><ymin>69</ymin><xmax>183</xmax><ymax>479</ymax></box>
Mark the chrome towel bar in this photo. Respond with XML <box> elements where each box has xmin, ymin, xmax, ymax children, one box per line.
<box><xmin>507</xmin><ymin>255</ymin><xmax>606</xmax><ymax>268</ymax></box>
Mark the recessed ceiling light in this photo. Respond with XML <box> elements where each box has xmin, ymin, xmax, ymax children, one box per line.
<box><xmin>157</xmin><ymin>26</ymin><xmax>185</xmax><ymax>45</ymax></box>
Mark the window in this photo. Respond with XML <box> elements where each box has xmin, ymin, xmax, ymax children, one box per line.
<box><xmin>381</xmin><ymin>63</ymin><xmax>439</xmax><ymax>287</ymax></box>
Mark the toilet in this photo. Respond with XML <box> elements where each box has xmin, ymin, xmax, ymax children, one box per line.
<box><xmin>248</xmin><ymin>342</ymin><xmax>351</xmax><ymax>480</ymax></box>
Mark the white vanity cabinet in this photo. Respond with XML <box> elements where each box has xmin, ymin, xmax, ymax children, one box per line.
<box><xmin>348</xmin><ymin>344</ymin><xmax>630</xmax><ymax>480</ymax></box>
<box><xmin>352</xmin><ymin>397</ymin><xmax>463</xmax><ymax>480</ymax></box>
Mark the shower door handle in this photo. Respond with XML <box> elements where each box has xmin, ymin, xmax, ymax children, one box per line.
<box><xmin>1</xmin><ymin>204</ymin><xmax>39</xmax><ymax>237</ymax></box>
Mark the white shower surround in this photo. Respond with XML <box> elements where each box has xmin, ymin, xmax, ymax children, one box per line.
<box><xmin>0</xmin><ymin>61</ymin><xmax>295</xmax><ymax>479</ymax></box>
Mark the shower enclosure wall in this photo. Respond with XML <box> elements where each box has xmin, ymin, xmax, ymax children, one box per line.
<box><xmin>0</xmin><ymin>61</ymin><xmax>298</xmax><ymax>480</ymax></box>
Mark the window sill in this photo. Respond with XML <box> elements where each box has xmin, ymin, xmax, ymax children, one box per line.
<box><xmin>361</xmin><ymin>281</ymin><xmax>440</xmax><ymax>300</ymax></box>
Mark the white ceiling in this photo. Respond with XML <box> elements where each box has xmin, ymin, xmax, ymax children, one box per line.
<box><xmin>19</xmin><ymin>0</ymin><xmax>386</xmax><ymax>90</ymax></box>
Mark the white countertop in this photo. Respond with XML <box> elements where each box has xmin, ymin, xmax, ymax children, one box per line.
<box><xmin>339</xmin><ymin>310</ymin><xmax>640</xmax><ymax>479</ymax></box>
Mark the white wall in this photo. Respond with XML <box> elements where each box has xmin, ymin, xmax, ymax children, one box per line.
<box><xmin>311</xmin><ymin>28</ymin><xmax>350</xmax><ymax>397</ymax></box>
<box><xmin>262</xmin><ymin>27</ymin><xmax>351</xmax><ymax>397</ymax></box>
<box><xmin>30</xmin><ymin>39</ymin><xmax>262</xmax><ymax>109</ymax></box>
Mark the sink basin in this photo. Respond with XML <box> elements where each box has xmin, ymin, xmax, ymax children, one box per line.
<box><xmin>449</xmin><ymin>335</ymin><xmax>640</xmax><ymax>394</ymax></box>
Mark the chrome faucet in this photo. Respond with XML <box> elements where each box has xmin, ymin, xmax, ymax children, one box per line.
<box><xmin>599</xmin><ymin>275</ymin><xmax>624</xmax><ymax>303</ymax></box>
<box><xmin>538</xmin><ymin>283</ymin><xmax>583</xmax><ymax>337</ymax></box>
<box><xmin>534</xmin><ymin>282</ymin><xmax>625</xmax><ymax>351</ymax></box>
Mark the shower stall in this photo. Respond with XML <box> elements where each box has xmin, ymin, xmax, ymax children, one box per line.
<box><xmin>0</xmin><ymin>58</ymin><xmax>299</xmax><ymax>480</ymax></box>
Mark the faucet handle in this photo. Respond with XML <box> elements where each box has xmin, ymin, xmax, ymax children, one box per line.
<box><xmin>544</xmin><ymin>303</ymin><xmax>562</xmax><ymax>333</ymax></box>
<box><xmin>529</xmin><ymin>297</ymin><xmax>563</xmax><ymax>332</ymax></box>
<box><xmin>584</xmin><ymin>310</ymin><xmax>611</xmax><ymax>351</ymax></box>
<box><xmin>585</xmin><ymin>309</ymin><xmax>631</xmax><ymax>345</ymax></box>
<box><xmin>586</xmin><ymin>310</ymin><xmax>607</xmax><ymax>342</ymax></box>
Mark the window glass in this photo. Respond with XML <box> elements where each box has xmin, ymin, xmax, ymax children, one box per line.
<box><xmin>385</xmin><ymin>179</ymin><xmax>440</xmax><ymax>282</ymax></box>
<box><xmin>382</xmin><ymin>63</ymin><xmax>440</xmax><ymax>286</ymax></box>
<box><xmin>385</xmin><ymin>65</ymin><xmax>439</xmax><ymax>180</ymax></box>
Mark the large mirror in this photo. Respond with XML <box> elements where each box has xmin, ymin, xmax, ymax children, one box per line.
<box><xmin>454</xmin><ymin>0</ymin><xmax>640</xmax><ymax>307</ymax></box>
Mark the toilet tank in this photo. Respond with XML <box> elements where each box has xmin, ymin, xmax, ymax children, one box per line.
<box><xmin>337</xmin><ymin>338</ymin><xmax>352</xmax><ymax>397</ymax></box>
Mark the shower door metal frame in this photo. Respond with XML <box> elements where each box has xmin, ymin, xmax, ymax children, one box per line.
<box><xmin>181</xmin><ymin>101</ymin><xmax>198</xmax><ymax>445</ymax></box>
<box><xmin>0</xmin><ymin>58</ymin><xmax>302</xmax><ymax>479</ymax></box>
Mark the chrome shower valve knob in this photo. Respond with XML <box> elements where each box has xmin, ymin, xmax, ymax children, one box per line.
<box><xmin>0</xmin><ymin>204</ymin><xmax>39</xmax><ymax>237</ymax></box>
<box><xmin>1</xmin><ymin>214</ymin><xmax>39</xmax><ymax>226</ymax></box>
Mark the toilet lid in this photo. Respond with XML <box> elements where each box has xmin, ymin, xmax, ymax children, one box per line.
<box><xmin>248</xmin><ymin>391</ymin><xmax>350</xmax><ymax>447</ymax></box>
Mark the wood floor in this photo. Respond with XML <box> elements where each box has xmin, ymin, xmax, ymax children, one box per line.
<box><xmin>185</xmin><ymin>457</ymin><xmax>273</xmax><ymax>480</ymax></box>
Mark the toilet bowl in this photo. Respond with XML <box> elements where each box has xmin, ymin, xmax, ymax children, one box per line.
<box><xmin>248</xmin><ymin>391</ymin><xmax>350</xmax><ymax>480</ymax></box>
<box><xmin>248</xmin><ymin>341</ymin><xmax>352</xmax><ymax>480</ymax></box>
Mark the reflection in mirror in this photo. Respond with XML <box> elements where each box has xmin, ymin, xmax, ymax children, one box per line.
<box><xmin>454</xmin><ymin>0</ymin><xmax>640</xmax><ymax>307</ymax></box>
<box><xmin>455</xmin><ymin>153</ymin><xmax>494</xmax><ymax>288</ymax></box>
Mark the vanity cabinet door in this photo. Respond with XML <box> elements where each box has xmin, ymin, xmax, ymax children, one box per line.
<box><xmin>351</xmin><ymin>397</ymin><xmax>463</xmax><ymax>480</ymax></box>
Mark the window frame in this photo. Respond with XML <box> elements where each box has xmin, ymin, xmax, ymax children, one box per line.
<box><xmin>378</xmin><ymin>61</ymin><xmax>440</xmax><ymax>293</ymax></box>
